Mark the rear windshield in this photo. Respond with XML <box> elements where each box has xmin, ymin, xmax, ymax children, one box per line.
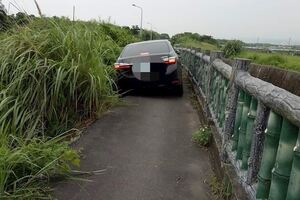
<box><xmin>121</xmin><ymin>42</ymin><xmax>170</xmax><ymax>57</ymax></box>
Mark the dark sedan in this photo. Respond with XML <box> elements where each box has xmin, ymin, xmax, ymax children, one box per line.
<box><xmin>114</xmin><ymin>40</ymin><xmax>183</xmax><ymax>96</ymax></box>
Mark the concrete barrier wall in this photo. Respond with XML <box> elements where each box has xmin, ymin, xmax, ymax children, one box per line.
<box><xmin>178</xmin><ymin>48</ymin><xmax>300</xmax><ymax>200</ymax></box>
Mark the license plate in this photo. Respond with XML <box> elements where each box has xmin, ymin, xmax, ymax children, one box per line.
<box><xmin>140</xmin><ymin>62</ymin><xmax>151</xmax><ymax>72</ymax></box>
<box><xmin>132</xmin><ymin>62</ymin><xmax>153</xmax><ymax>81</ymax></box>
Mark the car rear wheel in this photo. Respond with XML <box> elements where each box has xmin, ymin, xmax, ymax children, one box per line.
<box><xmin>172</xmin><ymin>84</ymin><xmax>183</xmax><ymax>96</ymax></box>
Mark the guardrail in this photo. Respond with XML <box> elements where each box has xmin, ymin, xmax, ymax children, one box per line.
<box><xmin>178</xmin><ymin>48</ymin><xmax>300</xmax><ymax>200</ymax></box>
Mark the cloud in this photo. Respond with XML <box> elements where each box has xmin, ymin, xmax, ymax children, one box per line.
<box><xmin>2</xmin><ymin>0</ymin><xmax>300</xmax><ymax>44</ymax></box>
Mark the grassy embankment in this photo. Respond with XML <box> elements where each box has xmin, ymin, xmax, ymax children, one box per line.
<box><xmin>237</xmin><ymin>51</ymin><xmax>300</xmax><ymax>72</ymax></box>
<box><xmin>176</xmin><ymin>37</ymin><xmax>219</xmax><ymax>51</ymax></box>
<box><xmin>173</xmin><ymin>34</ymin><xmax>300</xmax><ymax>72</ymax></box>
<box><xmin>171</xmin><ymin>33</ymin><xmax>219</xmax><ymax>51</ymax></box>
<box><xmin>0</xmin><ymin>18</ymin><xmax>136</xmax><ymax>199</ymax></box>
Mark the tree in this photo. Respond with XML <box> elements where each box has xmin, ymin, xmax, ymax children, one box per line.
<box><xmin>130</xmin><ymin>25</ymin><xmax>140</xmax><ymax>36</ymax></box>
<box><xmin>141</xmin><ymin>30</ymin><xmax>151</xmax><ymax>41</ymax></box>
<box><xmin>122</xmin><ymin>26</ymin><xmax>130</xmax><ymax>31</ymax></box>
<box><xmin>222</xmin><ymin>40</ymin><xmax>243</xmax><ymax>58</ymax></box>
<box><xmin>15</xmin><ymin>12</ymin><xmax>29</xmax><ymax>25</ymax></box>
<box><xmin>160</xmin><ymin>33</ymin><xmax>170</xmax><ymax>40</ymax></box>
<box><xmin>0</xmin><ymin>1</ymin><xmax>8</xmax><ymax>31</ymax></box>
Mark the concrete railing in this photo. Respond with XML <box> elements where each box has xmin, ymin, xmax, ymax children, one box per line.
<box><xmin>178</xmin><ymin>48</ymin><xmax>300</xmax><ymax>200</ymax></box>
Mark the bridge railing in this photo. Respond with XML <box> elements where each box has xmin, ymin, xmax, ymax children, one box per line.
<box><xmin>178</xmin><ymin>48</ymin><xmax>300</xmax><ymax>200</ymax></box>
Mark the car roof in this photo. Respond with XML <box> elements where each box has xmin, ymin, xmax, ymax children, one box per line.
<box><xmin>126</xmin><ymin>40</ymin><xmax>171</xmax><ymax>47</ymax></box>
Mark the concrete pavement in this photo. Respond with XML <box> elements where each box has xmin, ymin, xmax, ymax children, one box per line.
<box><xmin>54</xmin><ymin>87</ymin><xmax>213</xmax><ymax>200</ymax></box>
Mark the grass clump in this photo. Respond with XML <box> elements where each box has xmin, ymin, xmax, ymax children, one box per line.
<box><xmin>0</xmin><ymin>134</ymin><xmax>80</xmax><ymax>199</ymax></box>
<box><xmin>0</xmin><ymin>17</ymin><xmax>136</xmax><ymax>198</ymax></box>
<box><xmin>192</xmin><ymin>126</ymin><xmax>212</xmax><ymax>146</ymax></box>
<box><xmin>210</xmin><ymin>176</ymin><xmax>232</xmax><ymax>200</ymax></box>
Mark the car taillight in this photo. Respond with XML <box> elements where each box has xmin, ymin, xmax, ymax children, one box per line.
<box><xmin>114</xmin><ymin>63</ymin><xmax>132</xmax><ymax>70</ymax></box>
<box><xmin>163</xmin><ymin>57</ymin><xmax>177</xmax><ymax>65</ymax></box>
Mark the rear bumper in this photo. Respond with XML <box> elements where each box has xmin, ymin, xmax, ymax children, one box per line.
<box><xmin>117</xmin><ymin>70</ymin><xmax>182</xmax><ymax>89</ymax></box>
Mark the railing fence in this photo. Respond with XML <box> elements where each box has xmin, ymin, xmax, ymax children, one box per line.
<box><xmin>178</xmin><ymin>48</ymin><xmax>300</xmax><ymax>200</ymax></box>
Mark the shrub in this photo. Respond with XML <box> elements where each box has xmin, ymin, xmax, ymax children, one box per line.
<box><xmin>222</xmin><ymin>40</ymin><xmax>243</xmax><ymax>58</ymax></box>
<box><xmin>160</xmin><ymin>33</ymin><xmax>170</xmax><ymax>40</ymax></box>
<box><xmin>192</xmin><ymin>126</ymin><xmax>212</xmax><ymax>146</ymax></box>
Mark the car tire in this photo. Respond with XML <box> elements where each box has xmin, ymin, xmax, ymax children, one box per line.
<box><xmin>173</xmin><ymin>84</ymin><xmax>183</xmax><ymax>97</ymax></box>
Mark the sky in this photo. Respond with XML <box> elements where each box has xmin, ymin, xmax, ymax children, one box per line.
<box><xmin>2</xmin><ymin>0</ymin><xmax>300</xmax><ymax>45</ymax></box>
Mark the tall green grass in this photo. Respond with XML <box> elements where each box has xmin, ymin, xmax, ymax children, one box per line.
<box><xmin>0</xmin><ymin>18</ymin><xmax>136</xmax><ymax>198</ymax></box>
<box><xmin>0</xmin><ymin>133</ymin><xmax>80</xmax><ymax>199</ymax></box>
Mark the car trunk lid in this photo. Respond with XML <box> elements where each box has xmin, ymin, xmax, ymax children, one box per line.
<box><xmin>117</xmin><ymin>54</ymin><xmax>171</xmax><ymax>82</ymax></box>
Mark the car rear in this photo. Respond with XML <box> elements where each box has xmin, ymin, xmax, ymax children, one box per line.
<box><xmin>114</xmin><ymin>40</ymin><xmax>183</xmax><ymax>96</ymax></box>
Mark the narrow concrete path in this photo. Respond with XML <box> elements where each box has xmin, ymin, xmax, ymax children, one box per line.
<box><xmin>54</xmin><ymin>87</ymin><xmax>213</xmax><ymax>200</ymax></box>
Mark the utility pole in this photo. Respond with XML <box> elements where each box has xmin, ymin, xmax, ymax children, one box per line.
<box><xmin>7</xmin><ymin>2</ymin><xmax>10</xmax><ymax>14</ymax></box>
<box><xmin>147</xmin><ymin>22</ymin><xmax>153</xmax><ymax>40</ymax></box>
<box><xmin>132</xmin><ymin>4</ymin><xmax>143</xmax><ymax>38</ymax></box>
<box><xmin>72</xmin><ymin>5</ymin><xmax>75</xmax><ymax>22</ymax></box>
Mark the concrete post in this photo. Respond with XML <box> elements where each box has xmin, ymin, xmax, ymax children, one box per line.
<box><xmin>204</xmin><ymin>50</ymin><xmax>211</xmax><ymax>56</ymax></box>
<box><xmin>246</xmin><ymin>101</ymin><xmax>270</xmax><ymax>184</ymax></box>
<box><xmin>222</xmin><ymin>58</ymin><xmax>251</xmax><ymax>161</ymax></box>
<box><xmin>207</xmin><ymin>51</ymin><xmax>223</xmax><ymax>105</ymax></box>
<box><xmin>210</xmin><ymin>51</ymin><xmax>223</xmax><ymax>63</ymax></box>
<box><xmin>195</xmin><ymin>47</ymin><xmax>201</xmax><ymax>53</ymax></box>
<box><xmin>191</xmin><ymin>49</ymin><xmax>197</xmax><ymax>76</ymax></box>
<box><xmin>195</xmin><ymin>48</ymin><xmax>203</xmax><ymax>88</ymax></box>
